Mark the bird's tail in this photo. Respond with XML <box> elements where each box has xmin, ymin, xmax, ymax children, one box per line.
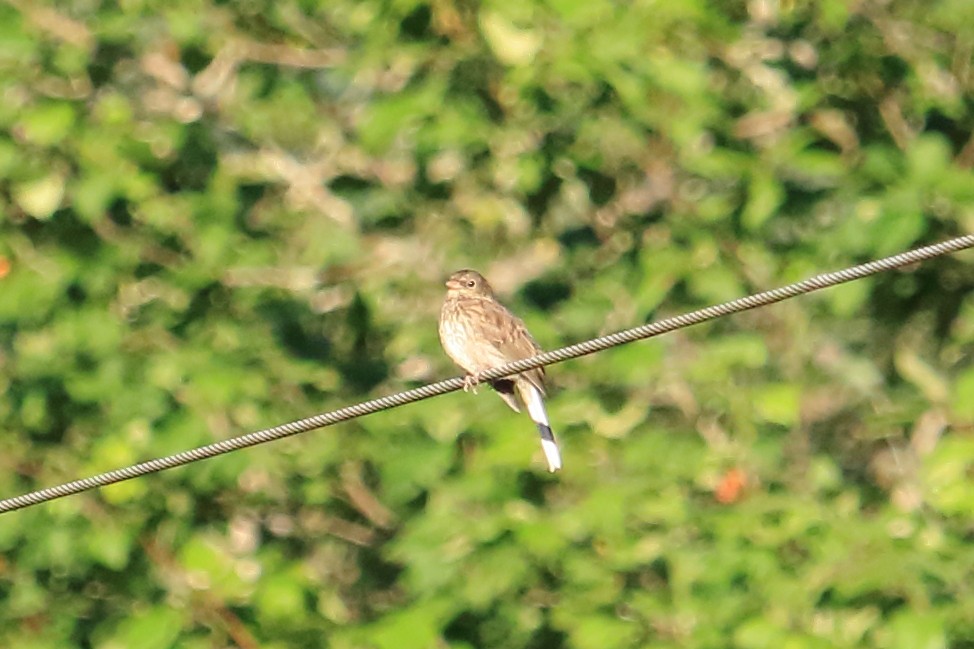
<box><xmin>518</xmin><ymin>382</ymin><xmax>562</xmax><ymax>472</ymax></box>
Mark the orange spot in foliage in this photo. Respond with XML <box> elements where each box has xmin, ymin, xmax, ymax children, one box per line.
<box><xmin>715</xmin><ymin>468</ymin><xmax>748</xmax><ymax>504</ymax></box>
<box><xmin>0</xmin><ymin>257</ymin><xmax>9</xmax><ymax>279</ymax></box>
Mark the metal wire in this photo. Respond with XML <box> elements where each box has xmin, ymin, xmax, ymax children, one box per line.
<box><xmin>1</xmin><ymin>234</ymin><xmax>972</xmax><ymax>514</ymax></box>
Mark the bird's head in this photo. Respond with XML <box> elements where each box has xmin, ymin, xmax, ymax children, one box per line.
<box><xmin>445</xmin><ymin>269</ymin><xmax>494</xmax><ymax>297</ymax></box>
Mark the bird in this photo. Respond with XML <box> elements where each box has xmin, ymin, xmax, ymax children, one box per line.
<box><xmin>438</xmin><ymin>269</ymin><xmax>561</xmax><ymax>472</ymax></box>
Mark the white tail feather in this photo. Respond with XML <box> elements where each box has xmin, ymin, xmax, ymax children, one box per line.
<box><xmin>522</xmin><ymin>384</ymin><xmax>549</xmax><ymax>427</ymax></box>
<box><xmin>520</xmin><ymin>383</ymin><xmax>562</xmax><ymax>472</ymax></box>
<box><xmin>540</xmin><ymin>437</ymin><xmax>562</xmax><ymax>472</ymax></box>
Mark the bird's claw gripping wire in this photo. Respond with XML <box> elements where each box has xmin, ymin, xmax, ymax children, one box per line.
<box><xmin>462</xmin><ymin>372</ymin><xmax>484</xmax><ymax>394</ymax></box>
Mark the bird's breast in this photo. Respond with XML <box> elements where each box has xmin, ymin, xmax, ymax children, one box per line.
<box><xmin>438</xmin><ymin>303</ymin><xmax>481</xmax><ymax>372</ymax></box>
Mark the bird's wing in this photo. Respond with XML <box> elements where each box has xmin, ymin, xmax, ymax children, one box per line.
<box><xmin>479</xmin><ymin>298</ymin><xmax>547</xmax><ymax>395</ymax></box>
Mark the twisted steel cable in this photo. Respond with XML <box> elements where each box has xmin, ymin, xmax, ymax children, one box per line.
<box><xmin>1</xmin><ymin>234</ymin><xmax>972</xmax><ymax>514</ymax></box>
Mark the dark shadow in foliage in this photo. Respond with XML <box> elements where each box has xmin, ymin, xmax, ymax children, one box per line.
<box><xmin>253</xmin><ymin>291</ymin><xmax>388</xmax><ymax>394</ymax></box>
<box><xmin>869</xmin><ymin>253</ymin><xmax>971</xmax><ymax>341</ymax></box>
<box><xmin>235</xmin><ymin>183</ymin><xmax>269</xmax><ymax>234</ymax></box>
<box><xmin>444</xmin><ymin>610</ymin><xmax>486</xmax><ymax>649</ymax></box>
<box><xmin>331</xmin><ymin>174</ymin><xmax>373</xmax><ymax>195</ymax></box>
<box><xmin>108</xmin><ymin>198</ymin><xmax>134</xmax><ymax>228</ymax></box>
<box><xmin>803</xmin><ymin>408</ymin><xmax>893</xmax><ymax>504</ymax></box>
<box><xmin>622</xmin><ymin>557</ymin><xmax>670</xmax><ymax>593</ymax></box>
<box><xmin>356</xmin><ymin>545</ymin><xmax>405</xmax><ymax>603</ymax></box>
<box><xmin>44</xmin><ymin>550</ymin><xmax>159</xmax><ymax>644</ymax></box>
<box><xmin>337</xmin><ymin>292</ymin><xmax>390</xmax><ymax>393</ymax></box>
<box><xmin>445</xmin><ymin>598</ymin><xmax>565</xmax><ymax>648</ymax></box>
<box><xmin>577</xmin><ymin>167</ymin><xmax>617</xmax><ymax>206</ymax></box>
<box><xmin>171</xmin><ymin>282</ymin><xmax>224</xmax><ymax>338</ymax></box>
<box><xmin>450</xmin><ymin>56</ymin><xmax>505</xmax><ymax>122</ymax></box>
<box><xmin>66</xmin><ymin>281</ymin><xmax>87</xmax><ymax>305</ymax></box>
<box><xmin>330</xmin><ymin>175</ymin><xmax>412</xmax><ymax>230</ymax></box>
<box><xmin>369</xmin><ymin>212</ymin><xmax>410</xmax><ymax>232</ymax></box>
<box><xmin>180</xmin><ymin>44</ymin><xmax>212</xmax><ymax>75</ymax></box>
<box><xmin>591</xmin><ymin>384</ymin><xmax>630</xmax><ymax>414</ymax></box>
<box><xmin>416</xmin><ymin>160</ymin><xmax>453</xmax><ymax>200</ymax></box>
<box><xmin>526</xmin><ymin>175</ymin><xmax>563</xmax><ymax>220</ymax></box>
<box><xmin>400</xmin><ymin>4</ymin><xmax>433</xmax><ymax>41</ymax></box>
<box><xmin>24</xmin><ymin>210</ymin><xmax>103</xmax><ymax>258</ymax></box>
<box><xmin>526</xmin><ymin>623</ymin><xmax>568</xmax><ymax>649</ymax></box>
<box><xmin>877</xmin><ymin>54</ymin><xmax>911</xmax><ymax>88</ymax></box>
<box><xmin>256</xmin><ymin>297</ymin><xmax>334</xmax><ymax>363</ymax></box>
<box><xmin>15</xmin><ymin>377</ymin><xmax>76</xmax><ymax>445</ymax></box>
<box><xmin>521</xmin><ymin>276</ymin><xmax>571</xmax><ymax>311</ymax></box>
<box><xmin>927</xmin><ymin>108</ymin><xmax>974</xmax><ymax>154</ymax></box>
<box><xmin>557</xmin><ymin>225</ymin><xmax>601</xmax><ymax>251</ymax></box>
<box><xmin>87</xmin><ymin>40</ymin><xmax>131</xmax><ymax>88</ymax></box>
<box><xmin>516</xmin><ymin>468</ymin><xmax>557</xmax><ymax>506</ymax></box>
<box><xmin>163</xmin><ymin>123</ymin><xmax>218</xmax><ymax>192</ymax></box>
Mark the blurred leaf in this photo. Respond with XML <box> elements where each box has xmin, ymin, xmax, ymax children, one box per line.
<box><xmin>876</xmin><ymin>610</ymin><xmax>946</xmax><ymax>649</ymax></box>
<box><xmin>19</xmin><ymin>102</ymin><xmax>76</xmax><ymax>146</ymax></box>
<box><xmin>86</xmin><ymin>520</ymin><xmax>134</xmax><ymax>570</ymax></box>
<box><xmin>255</xmin><ymin>568</ymin><xmax>308</xmax><ymax>625</ymax></box>
<box><xmin>94</xmin><ymin>606</ymin><xmax>183</xmax><ymax>649</ymax></box>
<box><xmin>12</xmin><ymin>174</ymin><xmax>65</xmax><ymax>219</ymax></box>
<box><xmin>367</xmin><ymin>599</ymin><xmax>453</xmax><ymax>649</ymax></box>
<box><xmin>922</xmin><ymin>436</ymin><xmax>974</xmax><ymax>517</ymax></box>
<box><xmin>178</xmin><ymin>535</ymin><xmax>251</xmax><ymax>601</ymax></box>
<box><xmin>480</xmin><ymin>12</ymin><xmax>542</xmax><ymax>66</ymax></box>
<box><xmin>566</xmin><ymin>613</ymin><xmax>638</xmax><ymax>649</ymax></box>
<box><xmin>950</xmin><ymin>366</ymin><xmax>974</xmax><ymax>421</ymax></box>
<box><xmin>755</xmin><ymin>384</ymin><xmax>800</xmax><ymax>426</ymax></box>
<box><xmin>743</xmin><ymin>170</ymin><xmax>785</xmax><ymax>231</ymax></box>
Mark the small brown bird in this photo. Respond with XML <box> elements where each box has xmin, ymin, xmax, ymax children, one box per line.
<box><xmin>439</xmin><ymin>269</ymin><xmax>561</xmax><ymax>472</ymax></box>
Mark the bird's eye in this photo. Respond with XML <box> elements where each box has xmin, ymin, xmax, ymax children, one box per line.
<box><xmin>466</xmin><ymin>280</ymin><xmax>476</xmax><ymax>288</ymax></box>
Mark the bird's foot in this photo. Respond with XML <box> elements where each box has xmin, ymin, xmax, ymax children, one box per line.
<box><xmin>462</xmin><ymin>372</ymin><xmax>484</xmax><ymax>394</ymax></box>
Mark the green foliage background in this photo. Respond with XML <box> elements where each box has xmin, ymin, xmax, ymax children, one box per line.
<box><xmin>1</xmin><ymin>0</ymin><xmax>973</xmax><ymax>647</ymax></box>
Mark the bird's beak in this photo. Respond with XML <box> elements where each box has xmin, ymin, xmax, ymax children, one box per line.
<box><xmin>445</xmin><ymin>278</ymin><xmax>462</xmax><ymax>290</ymax></box>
